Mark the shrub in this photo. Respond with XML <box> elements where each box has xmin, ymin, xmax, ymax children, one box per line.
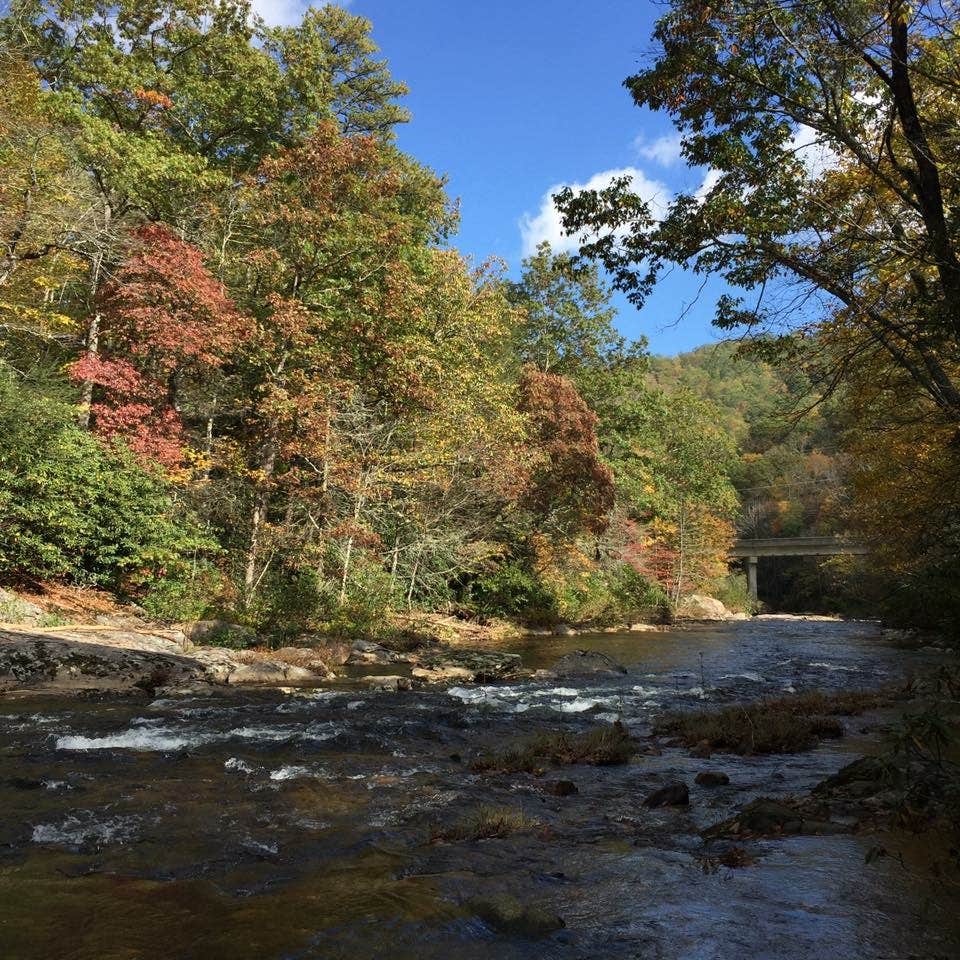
<box><xmin>0</xmin><ymin>375</ymin><xmax>207</xmax><ymax>590</ymax></box>
<box><xmin>709</xmin><ymin>573</ymin><xmax>756</xmax><ymax>615</ymax></box>
<box><xmin>139</xmin><ymin>559</ymin><xmax>225</xmax><ymax>623</ymax></box>
<box><xmin>470</xmin><ymin>560</ymin><xmax>558</xmax><ymax>624</ymax></box>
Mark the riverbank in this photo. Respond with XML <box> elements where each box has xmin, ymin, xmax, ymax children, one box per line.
<box><xmin>0</xmin><ymin>583</ymin><xmax>761</xmax><ymax>698</ymax></box>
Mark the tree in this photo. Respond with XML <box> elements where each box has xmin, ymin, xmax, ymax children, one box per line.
<box><xmin>517</xmin><ymin>367</ymin><xmax>615</xmax><ymax>540</ymax></box>
<box><xmin>508</xmin><ymin>241</ymin><xmax>640</xmax><ymax>376</ymax></box>
<box><xmin>67</xmin><ymin>224</ymin><xmax>248</xmax><ymax>468</ymax></box>
<box><xmin>0</xmin><ymin>59</ymin><xmax>92</xmax><ymax>366</ymax></box>
<box><xmin>557</xmin><ymin>0</ymin><xmax>960</xmax><ymax>423</ymax></box>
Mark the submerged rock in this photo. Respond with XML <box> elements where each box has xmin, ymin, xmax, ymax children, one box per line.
<box><xmin>644</xmin><ymin>781</ymin><xmax>690</xmax><ymax>808</ymax></box>
<box><xmin>551</xmin><ymin>649</ymin><xmax>627</xmax><ymax>678</ymax></box>
<box><xmin>468</xmin><ymin>893</ymin><xmax>565</xmax><ymax>938</ymax></box>
<box><xmin>695</xmin><ymin>771</ymin><xmax>730</xmax><ymax>787</ymax></box>
<box><xmin>702</xmin><ymin>797</ymin><xmax>847</xmax><ymax>839</ymax></box>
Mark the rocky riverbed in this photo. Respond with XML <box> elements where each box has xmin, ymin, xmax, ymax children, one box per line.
<box><xmin>1</xmin><ymin>618</ymin><xmax>958</xmax><ymax>959</ymax></box>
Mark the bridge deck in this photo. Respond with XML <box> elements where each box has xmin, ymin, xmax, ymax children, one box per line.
<box><xmin>730</xmin><ymin>536</ymin><xmax>868</xmax><ymax>558</ymax></box>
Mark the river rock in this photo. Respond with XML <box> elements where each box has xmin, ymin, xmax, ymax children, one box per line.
<box><xmin>0</xmin><ymin>628</ymin><xmax>206</xmax><ymax>692</ymax></box>
<box><xmin>553</xmin><ymin>624</ymin><xmax>577</xmax><ymax>636</ymax></box>
<box><xmin>675</xmin><ymin>595</ymin><xmax>732</xmax><ymax>621</ymax></box>
<box><xmin>414</xmin><ymin>649</ymin><xmax>522</xmax><ymax>682</ymax></box>
<box><xmin>644</xmin><ymin>781</ymin><xmax>690</xmax><ymax>808</ymax></box>
<box><xmin>551</xmin><ymin>649</ymin><xmax>627</xmax><ymax>678</ymax></box>
<box><xmin>0</xmin><ymin>589</ymin><xmax>45</xmax><ymax>624</ymax></box>
<box><xmin>702</xmin><ymin>798</ymin><xmax>846</xmax><ymax>839</ymax></box>
<box><xmin>811</xmin><ymin>756</ymin><xmax>897</xmax><ymax>799</ymax></box>
<box><xmin>468</xmin><ymin>894</ymin><xmax>565</xmax><ymax>938</ymax></box>
<box><xmin>695</xmin><ymin>771</ymin><xmax>730</xmax><ymax>787</ymax></box>
<box><xmin>184</xmin><ymin>620</ymin><xmax>257</xmax><ymax>647</ymax></box>
<box><xmin>362</xmin><ymin>675</ymin><xmax>412</xmax><ymax>692</ymax></box>
<box><xmin>411</xmin><ymin>664</ymin><xmax>474</xmax><ymax>683</ymax></box>
<box><xmin>346</xmin><ymin>639</ymin><xmax>395</xmax><ymax>665</ymax></box>
<box><xmin>629</xmin><ymin>622</ymin><xmax>660</xmax><ymax>632</ymax></box>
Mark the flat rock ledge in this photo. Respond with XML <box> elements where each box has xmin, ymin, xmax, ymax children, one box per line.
<box><xmin>0</xmin><ymin>626</ymin><xmax>331</xmax><ymax>696</ymax></box>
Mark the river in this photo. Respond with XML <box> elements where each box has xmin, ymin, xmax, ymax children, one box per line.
<box><xmin>1</xmin><ymin>617</ymin><xmax>957</xmax><ymax>959</ymax></box>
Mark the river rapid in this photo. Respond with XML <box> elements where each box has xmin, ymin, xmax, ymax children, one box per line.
<box><xmin>1</xmin><ymin>618</ymin><xmax>957</xmax><ymax>959</ymax></box>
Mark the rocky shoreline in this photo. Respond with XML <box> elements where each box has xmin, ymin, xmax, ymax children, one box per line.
<box><xmin>0</xmin><ymin>584</ymin><xmax>865</xmax><ymax>698</ymax></box>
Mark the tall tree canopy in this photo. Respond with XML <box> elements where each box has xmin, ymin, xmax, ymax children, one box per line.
<box><xmin>557</xmin><ymin>0</ymin><xmax>960</xmax><ymax>422</ymax></box>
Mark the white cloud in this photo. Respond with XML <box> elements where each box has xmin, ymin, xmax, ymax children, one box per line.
<box><xmin>250</xmin><ymin>0</ymin><xmax>350</xmax><ymax>26</ymax></box>
<box><xmin>519</xmin><ymin>167</ymin><xmax>670</xmax><ymax>257</ymax></box>
<box><xmin>788</xmin><ymin>123</ymin><xmax>840</xmax><ymax>179</ymax></box>
<box><xmin>634</xmin><ymin>132</ymin><xmax>684</xmax><ymax>167</ymax></box>
<box><xmin>694</xmin><ymin>168</ymin><xmax>723</xmax><ymax>203</ymax></box>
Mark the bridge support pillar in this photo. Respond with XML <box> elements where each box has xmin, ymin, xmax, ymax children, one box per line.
<box><xmin>747</xmin><ymin>556</ymin><xmax>758</xmax><ymax>601</ymax></box>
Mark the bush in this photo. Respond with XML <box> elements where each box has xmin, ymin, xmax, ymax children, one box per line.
<box><xmin>0</xmin><ymin>375</ymin><xmax>207</xmax><ymax>590</ymax></box>
<box><xmin>139</xmin><ymin>559</ymin><xmax>225</xmax><ymax>623</ymax></box>
<box><xmin>470</xmin><ymin>560</ymin><xmax>559</xmax><ymax>624</ymax></box>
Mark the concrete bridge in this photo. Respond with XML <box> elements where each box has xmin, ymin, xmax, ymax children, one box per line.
<box><xmin>730</xmin><ymin>536</ymin><xmax>869</xmax><ymax>600</ymax></box>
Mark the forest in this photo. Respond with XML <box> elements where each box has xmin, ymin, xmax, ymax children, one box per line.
<box><xmin>0</xmin><ymin>0</ymin><xmax>958</xmax><ymax>640</ymax></box>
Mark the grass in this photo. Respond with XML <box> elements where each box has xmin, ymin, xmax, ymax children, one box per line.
<box><xmin>471</xmin><ymin>721</ymin><xmax>636</xmax><ymax>774</ymax></box>
<box><xmin>654</xmin><ymin>690</ymin><xmax>889</xmax><ymax>755</ymax></box>
<box><xmin>431</xmin><ymin>806</ymin><xmax>542</xmax><ymax>843</ymax></box>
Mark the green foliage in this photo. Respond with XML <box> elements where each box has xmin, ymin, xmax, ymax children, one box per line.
<box><xmin>708</xmin><ymin>573</ymin><xmax>756</xmax><ymax>616</ymax></box>
<box><xmin>470</xmin><ymin>561</ymin><xmax>559</xmax><ymax>624</ymax></box>
<box><xmin>0</xmin><ymin>372</ymin><xmax>207</xmax><ymax>590</ymax></box>
<box><xmin>139</xmin><ymin>560</ymin><xmax>224</xmax><ymax>623</ymax></box>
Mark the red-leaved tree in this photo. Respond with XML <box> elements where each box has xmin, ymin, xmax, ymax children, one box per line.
<box><xmin>70</xmin><ymin>224</ymin><xmax>249</xmax><ymax>468</ymax></box>
<box><xmin>517</xmin><ymin>367</ymin><xmax>615</xmax><ymax>540</ymax></box>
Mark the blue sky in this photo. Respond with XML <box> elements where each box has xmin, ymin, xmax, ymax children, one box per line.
<box><xmin>255</xmin><ymin>0</ymin><xmax>729</xmax><ymax>355</ymax></box>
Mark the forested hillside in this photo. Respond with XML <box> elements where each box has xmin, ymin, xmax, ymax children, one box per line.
<box><xmin>0</xmin><ymin>1</ymin><xmax>742</xmax><ymax>638</ymax></box>
<box><xmin>650</xmin><ymin>343</ymin><xmax>865</xmax><ymax>612</ymax></box>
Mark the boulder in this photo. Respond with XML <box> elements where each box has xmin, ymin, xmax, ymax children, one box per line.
<box><xmin>531</xmin><ymin>669</ymin><xmax>558</xmax><ymax>682</ymax></box>
<box><xmin>184</xmin><ymin>620</ymin><xmax>257</xmax><ymax>647</ymax></box>
<box><xmin>644</xmin><ymin>781</ymin><xmax>690</xmax><ymax>808</ymax></box>
<box><xmin>468</xmin><ymin>894</ymin><xmax>564</xmax><ymax>938</ymax></box>
<box><xmin>414</xmin><ymin>649</ymin><xmax>522</xmax><ymax>682</ymax></box>
<box><xmin>695</xmin><ymin>771</ymin><xmax>730</xmax><ymax>787</ymax></box>
<box><xmin>675</xmin><ymin>595</ymin><xmax>732</xmax><ymax>621</ymax></box>
<box><xmin>268</xmin><ymin>647</ymin><xmax>334</xmax><ymax>678</ymax></box>
<box><xmin>346</xmin><ymin>639</ymin><xmax>395</xmax><ymax>666</ymax></box>
<box><xmin>411</xmin><ymin>665</ymin><xmax>474</xmax><ymax>684</ymax></box>
<box><xmin>551</xmin><ymin>649</ymin><xmax>627</xmax><ymax>678</ymax></box>
<box><xmin>0</xmin><ymin>588</ymin><xmax>45</xmax><ymax>625</ymax></box>
<box><xmin>702</xmin><ymin>797</ymin><xmax>846</xmax><ymax>839</ymax></box>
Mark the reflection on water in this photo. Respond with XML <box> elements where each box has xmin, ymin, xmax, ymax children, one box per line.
<box><xmin>0</xmin><ymin>619</ymin><xmax>957</xmax><ymax>959</ymax></box>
